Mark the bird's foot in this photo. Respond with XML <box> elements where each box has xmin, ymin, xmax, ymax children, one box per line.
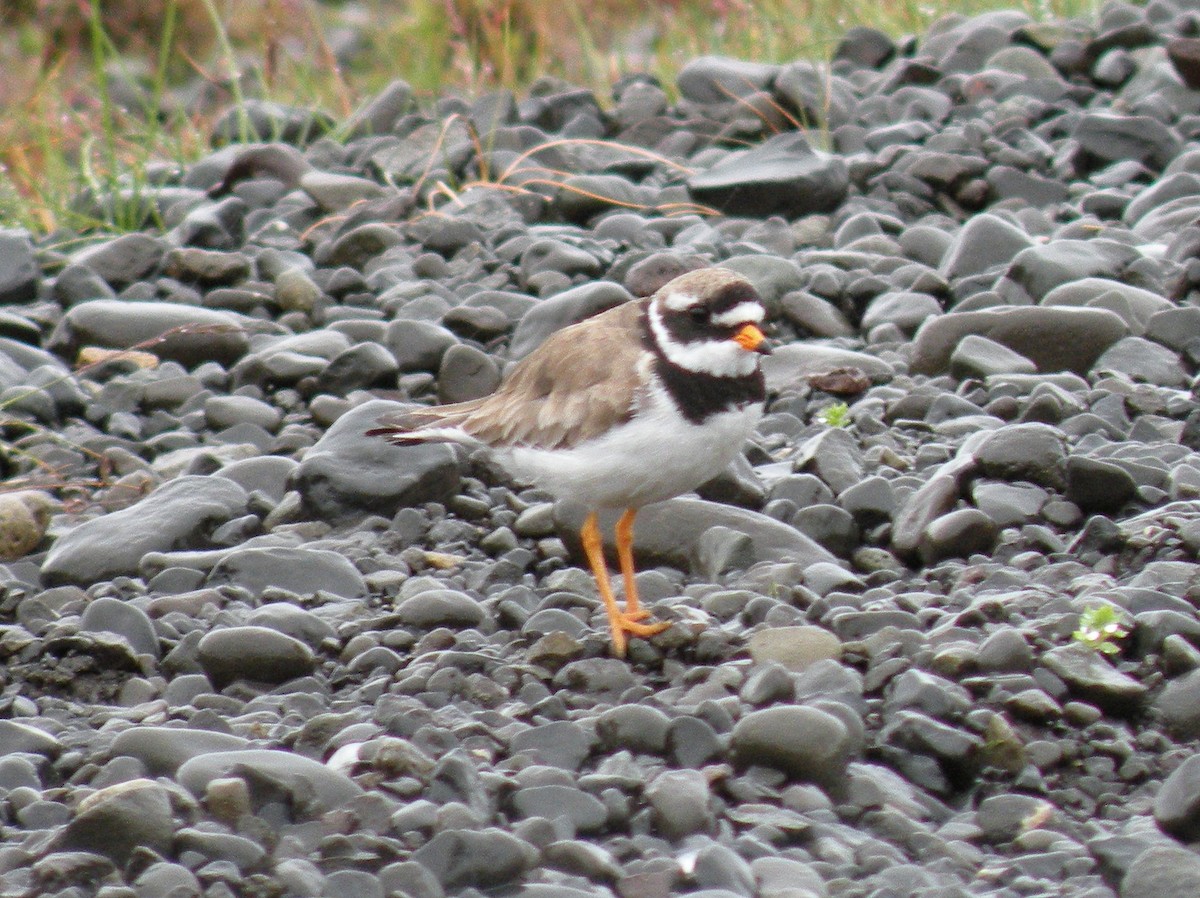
<box><xmin>609</xmin><ymin>612</ymin><xmax>670</xmax><ymax>658</ymax></box>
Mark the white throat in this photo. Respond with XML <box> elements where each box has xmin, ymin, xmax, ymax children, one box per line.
<box><xmin>648</xmin><ymin>304</ymin><xmax>759</xmax><ymax>377</ymax></box>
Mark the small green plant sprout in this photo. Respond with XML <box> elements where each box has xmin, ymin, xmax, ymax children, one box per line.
<box><xmin>817</xmin><ymin>402</ymin><xmax>851</xmax><ymax>428</ymax></box>
<box><xmin>1073</xmin><ymin>605</ymin><xmax>1130</xmax><ymax>656</ymax></box>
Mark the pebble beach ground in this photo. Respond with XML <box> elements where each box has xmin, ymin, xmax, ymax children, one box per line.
<box><xmin>2</xmin><ymin>2</ymin><xmax>1200</xmax><ymax>897</ymax></box>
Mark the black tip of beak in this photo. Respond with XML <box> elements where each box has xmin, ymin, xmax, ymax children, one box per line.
<box><xmin>757</xmin><ymin>339</ymin><xmax>774</xmax><ymax>355</ymax></box>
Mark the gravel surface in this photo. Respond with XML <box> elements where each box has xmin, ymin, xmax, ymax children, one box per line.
<box><xmin>2</xmin><ymin>3</ymin><xmax>1200</xmax><ymax>897</ymax></box>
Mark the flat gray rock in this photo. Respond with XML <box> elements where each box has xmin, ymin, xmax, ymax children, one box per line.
<box><xmin>911</xmin><ymin>306</ymin><xmax>1129</xmax><ymax>375</ymax></box>
<box><xmin>296</xmin><ymin>399</ymin><xmax>461</xmax><ymax>521</ymax></box>
<box><xmin>177</xmin><ymin>749</ymin><xmax>363</xmax><ymax>817</ymax></box>
<box><xmin>688</xmin><ymin>133</ymin><xmax>849</xmax><ymax>218</ymax></box>
<box><xmin>42</xmin><ymin>476</ymin><xmax>249</xmax><ymax>586</ymax></box>
<box><xmin>47</xmin><ymin>299</ymin><xmax>252</xmax><ymax>367</ymax></box>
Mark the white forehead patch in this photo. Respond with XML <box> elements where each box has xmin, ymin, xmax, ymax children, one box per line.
<box><xmin>662</xmin><ymin>290</ymin><xmax>699</xmax><ymax>312</ymax></box>
<box><xmin>712</xmin><ymin>301</ymin><xmax>764</xmax><ymax>327</ymax></box>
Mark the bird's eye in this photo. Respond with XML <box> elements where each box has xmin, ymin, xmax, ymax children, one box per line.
<box><xmin>689</xmin><ymin>307</ymin><xmax>708</xmax><ymax>323</ymax></box>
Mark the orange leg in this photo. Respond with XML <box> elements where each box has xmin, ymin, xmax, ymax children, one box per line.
<box><xmin>616</xmin><ymin>508</ymin><xmax>648</xmax><ymax>619</ymax></box>
<box><xmin>580</xmin><ymin>511</ymin><xmax>669</xmax><ymax>658</ymax></box>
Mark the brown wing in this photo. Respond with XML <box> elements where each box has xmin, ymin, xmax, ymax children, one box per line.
<box><xmin>458</xmin><ymin>299</ymin><xmax>649</xmax><ymax>450</ymax></box>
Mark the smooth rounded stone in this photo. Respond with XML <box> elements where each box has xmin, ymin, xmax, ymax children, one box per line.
<box><xmin>747</xmin><ymin>626</ymin><xmax>842</xmax><ymax>672</ymax></box>
<box><xmin>1152</xmin><ymin>668</ymin><xmax>1200</xmax><ymax>739</ymax></box>
<box><xmin>792</xmin><ymin>506</ymin><xmax>859</xmax><ymax>558</ymax></box>
<box><xmin>667</xmin><ymin>715</ymin><xmax>723</xmax><ymax>769</ymax></box>
<box><xmin>555</xmin><ymin>174</ymin><xmax>647</xmax><ymax>223</ymax></box>
<box><xmin>1067</xmin><ymin>456</ymin><xmax>1138</xmax><ymax>513</ymax></box>
<box><xmin>520</xmin><ymin>237</ymin><xmax>604</xmax><ymax>283</ymax></box>
<box><xmin>1006</xmin><ymin>240</ymin><xmax>1140</xmax><ymax>301</ymax></box>
<box><xmin>1042</xmin><ymin>277</ymin><xmax>1172</xmax><ymax>333</ymax></box>
<box><xmin>322</xmin><ymin>222</ymin><xmax>403</xmax><ymax>269</ymax></box>
<box><xmin>42</xmin><ymin>476</ymin><xmax>248</xmax><ymax>586</ymax></box>
<box><xmin>752</xmin><ymin>856</ymin><xmax>827</xmax><ymax>898</ymax></box>
<box><xmin>793</xmin><ymin>427</ymin><xmax>864</xmax><ymax>495</ymax></box>
<box><xmin>556</xmin><ymin>498</ymin><xmax>836</xmax><ymax>581</ymax></box>
<box><xmin>741</xmin><ymin>660</ymin><xmax>796</xmax><ymax>705</ymax></box>
<box><xmin>320</xmin><ymin>869</ymin><xmax>383</xmax><ymax>898</ymax></box>
<box><xmin>206</xmin><ymin>545</ymin><xmax>367</xmax><ymax>599</ymax></box>
<box><xmin>203</xmin><ymin>395</ymin><xmax>282</xmax><ymax>432</ymax></box>
<box><xmin>0</xmin><ymin>229</ymin><xmax>38</xmax><ymax>304</ymax></box>
<box><xmin>386</xmin><ymin>318</ymin><xmax>459</xmax><ymax>371</ymax></box>
<box><xmin>838</xmin><ymin>476</ymin><xmax>895</xmax><ymax>522</ymax></box>
<box><xmin>110</xmin><ymin>727</ymin><xmax>249</xmax><ymax>776</ymax></box>
<box><xmin>54</xmin><ymin>779</ymin><xmax>176</xmax><ymax>865</ymax></box>
<box><xmin>886</xmin><ymin>668</ymin><xmax>971</xmax><ymax>719</ymax></box>
<box><xmin>1121</xmin><ymin>844</ymin><xmax>1200</xmax><ymax>898</ymax></box>
<box><xmin>938</xmin><ymin>213</ymin><xmax>1035</xmax><ymax>281</ymax></box>
<box><xmin>436</xmin><ymin>343</ymin><xmax>501</xmax><ymax>404</ymax></box>
<box><xmin>508</xmin><ymin>281</ymin><xmax>633</xmax><ymax>361</ymax></box>
<box><xmin>891</xmin><ymin>473</ymin><xmax>960</xmax><ymax>559</ymax></box>
<box><xmin>509</xmin><ymin>719</ymin><xmax>594</xmax><ymax>771</ymax></box>
<box><xmin>975</xmin><ymin>423</ymin><xmax>1068</xmax><ymax>490</ymax></box>
<box><xmin>311</xmin><ymin>342</ymin><xmax>398</xmax><ymax>394</ymax></box>
<box><xmin>778</xmin><ymin>290</ymin><xmax>855</xmax><ymax>337</ymax></box>
<box><xmin>79</xmin><ymin>597</ymin><xmax>159</xmax><ymax>658</ymax></box>
<box><xmin>211</xmin><ymin>97</ymin><xmax>334</xmax><ymax>145</ymax></box>
<box><xmin>163</xmin><ymin>246</ymin><xmax>251</xmax><ymax>285</ymax></box>
<box><xmin>177</xmin><ymin>749</ymin><xmax>362</xmax><ymax>817</ymax></box>
<box><xmin>1093</xmin><ymin>336</ymin><xmax>1189</xmax><ymax>387</ymax></box>
<box><xmin>976</xmin><ymin>794</ymin><xmax>1058</xmax><ymax>844</ymax></box>
<box><xmin>688</xmin><ymin>133</ymin><xmax>849</xmax><ymax>217</ymax></box>
<box><xmin>645</xmin><ymin>769</ymin><xmax>713</xmax><ymax>839</ymax></box>
<box><xmin>1072</xmin><ymin>112</ymin><xmax>1182</xmax><ymax>172</ymax></box>
<box><xmin>345</xmin><ymin>78</ymin><xmax>415</xmax><ymax>136</ymax></box>
<box><xmin>950</xmin><ymin>334</ymin><xmax>1038</xmax><ymax>379</ymax></box>
<box><xmin>910</xmin><ymin>306</ymin><xmax>1128</xmax><ymax>376</ymax></box>
<box><xmin>214</xmin><ymin>455</ymin><xmax>298</xmax><ymax>502</ymax></box>
<box><xmin>410</xmin><ymin>828</ymin><xmax>537</xmax><ymax>890</ymax></box>
<box><xmin>803</xmin><ymin>560</ymin><xmax>865</xmax><ymax>595</ymax></box>
<box><xmin>272</xmin><ymin>266</ymin><xmax>323</xmax><ymax>313</ymax></box>
<box><xmin>377</xmin><ymin>860</ymin><xmax>442</xmax><ymax>898</ymax></box>
<box><xmin>542</xmin><ymin>839</ymin><xmax>622</xmax><ymax>882</ymax></box>
<box><xmin>196</xmin><ymin>625</ymin><xmax>316</xmax><ymax>688</ymax></box>
<box><xmin>1040</xmin><ymin>643</ymin><xmax>1147</xmax><ymax>715</ymax></box>
<box><xmin>70</xmin><ymin>232</ymin><xmax>165</xmax><ymax>287</ymax></box>
<box><xmin>510</xmin><ymin>784</ymin><xmax>607</xmax><ymax>833</ymax></box>
<box><xmin>299</xmin><ymin>170</ymin><xmax>387</xmax><ymax>211</ymax></box>
<box><xmin>53</xmin><ymin>260</ymin><xmax>118</xmax><ymax>305</ymax></box>
<box><xmin>860</xmin><ymin>291</ymin><xmax>941</xmax><ymax>333</ymax></box>
<box><xmin>0</xmin><ymin>719</ymin><xmax>61</xmax><ymax>756</ymax></box>
<box><xmin>132</xmin><ymin>860</ymin><xmax>202</xmax><ymax>897</ymax></box>
<box><xmin>1159</xmin><ymin>761</ymin><xmax>1200</xmax><ymax>843</ymax></box>
<box><xmin>677</xmin><ymin>55</ymin><xmax>780</xmax><ymax>102</ymax></box>
<box><xmin>395</xmin><ymin>588</ymin><xmax>485</xmax><ymax>629</ymax></box>
<box><xmin>47</xmin><ymin>299</ymin><xmax>251</xmax><ymax>367</ymax></box>
<box><xmin>0</xmin><ymin>756</ymin><xmax>41</xmax><ymax>791</ymax></box>
<box><xmin>295</xmin><ymin>399</ymin><xmax>460</xmax><ymax>521</ymax></box>
<box><xmin>1146</xmin><ymin>307</ymin><xmax>1200</xmax><ymax>354</ymax></box>
<box><xmin>731</xmin><ymin>705</ymin><xmax>852</xmax><ymax>787</ymax></box>
<box><xmin>977</xmin><ymin>627</ymin><xmax>1035</xmax><ymax>673</ymax></box>
<box><xmin>762</xmin><ymin>343</ymin><xmax>894</xmax><ymax>391</ymax></box>
<box><xmin>246</xmin><ymin>602</ymin><xmax>337</xmax><ymax>648</ymax></box>
<box><xmin>970</xmin><ymin>481</ymin><xmax>1047</xmax><ymax>527</ymax></box>
<box><xmin>0</xmin><ymin>490</ymin><xmax>56</xmax><ymax>560</ymax></box>
<box><xmin>595</xmin><ymin>704</ymin><xmax>671</xmax><ymax>754</ymax></box>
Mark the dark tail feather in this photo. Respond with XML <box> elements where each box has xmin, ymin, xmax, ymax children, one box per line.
<box><xmin>364</xmin><ymin>424</ymin><xmax>423</xmax><ymax>446</ymax></box>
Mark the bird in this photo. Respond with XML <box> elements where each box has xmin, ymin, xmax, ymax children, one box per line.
<box><xmin>366</xmin><ymin>267</ymin><xmax>771</xmax><ymax>657</ymax></box>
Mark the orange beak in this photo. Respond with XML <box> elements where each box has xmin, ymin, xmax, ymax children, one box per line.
<box><xmin>733</xmin><ymin>323</ymin><xmax>771</xmax><ymax>354</ymax></box>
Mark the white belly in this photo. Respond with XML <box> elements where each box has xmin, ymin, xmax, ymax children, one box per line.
<box><xmin>497</xmin><ymin>388</ymin><xmax>762</xmax><ymax>509</ymax></box>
